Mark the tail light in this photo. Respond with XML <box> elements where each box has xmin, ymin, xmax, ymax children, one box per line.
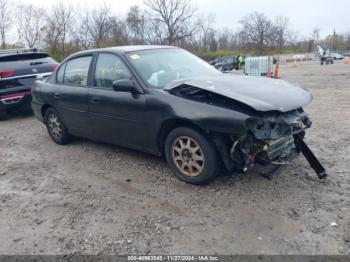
<box><xmin>0</xmin><ymin>69</ymin><xmax>15</xmax><ymax>78</ymax></box>
<box><xmin>50</xmin><ymin>64</ymin><xmax>58</xmax><ymax>71</ymax></box>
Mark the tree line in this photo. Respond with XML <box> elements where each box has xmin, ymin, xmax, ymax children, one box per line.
<box><xmin>0</xmin><ymin>0</ymin><xmax>349</xmax><ymax>61</ymax></box>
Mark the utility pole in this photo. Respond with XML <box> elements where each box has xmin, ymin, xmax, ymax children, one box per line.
<box><xmin>331</xmin><ymin>28</ymin><xmax>336</xmax><ymax>51</ymax></box>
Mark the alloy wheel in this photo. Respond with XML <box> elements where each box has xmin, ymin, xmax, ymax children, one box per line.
<box><xmin>48</xmin><ymin>113</ymin><xmax>63</xmax><ymax>140</ymax></box>
<box><xmin>171</xmin><ymin>136</ymin><xmax>205</xmax><ymax>177</ymax></box>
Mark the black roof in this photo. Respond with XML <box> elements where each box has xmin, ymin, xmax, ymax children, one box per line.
<box><xmin>0</xmin><ymin>48</ymin><xmax>46</xmax><ymax>58</ymax></box>
<box><xmin>0</xmin><ymin>52</ymin><xmax>48</xmax><ymax>58</ymax></box>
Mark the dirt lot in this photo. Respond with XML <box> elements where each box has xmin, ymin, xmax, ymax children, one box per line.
<box><xmin>0</xmin><ymin>60</ymin><xmax>349</xmax><ymax>255</ymax></box>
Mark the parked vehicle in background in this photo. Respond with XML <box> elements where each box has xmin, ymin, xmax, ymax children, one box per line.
<box><xmin>316</xmin><ymin>45</ymin><xmax>335</xmax><ymax>65</ymax></box>
<box><xmin>0</xmin><ymin>48</ymin><xmax>58</xmax><ymax>120</ymax></box>
<box><xmin>320</xmin><ymin>55</ymin><xmax>334</xmax><ymax>65</ymax></box>
<box><xmin>209</xmin><ymin>57</ymin><xmax>223</xmax><ymax>65</ymax></box>
<box><xmin>213</xmin><ymin>55</ymin><xmax>238</xmax><ymax>72</ymax></box>
<box><xmin>330</xmin><ymin>53</ymin><xmax>343</xmax><ymax>60</ymax></box>
<box><xmin>31</xmin><ymin>45</ymin><xmax>327</xmax><ymax>185</ymax></box>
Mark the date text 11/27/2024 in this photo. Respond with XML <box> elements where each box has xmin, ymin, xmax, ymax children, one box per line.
<box><xmin>127</xmin><ymin>255</ymin><xmax>219</xmax><ymax>261</ymax></box>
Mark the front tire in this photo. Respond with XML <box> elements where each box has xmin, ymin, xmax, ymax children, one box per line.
<box><xmin>165</xmin><ymin>127</ymin><xmax>219</xmax><ymax>185</ymax></box>
<box><xmin>44</xmin><ymin>108</ymin><xmax>70</xmax><ymax>145</ymax></box>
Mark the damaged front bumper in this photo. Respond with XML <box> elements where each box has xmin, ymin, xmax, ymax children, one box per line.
<box><xmin>214</xmin><ymin>108</ymin><xmax>328</xmax><ymax>179</ymax></box>
<box><xmin>256</xmin><ymin>135</ymin><xmax>327</xmax><ymax>180</ymax></box>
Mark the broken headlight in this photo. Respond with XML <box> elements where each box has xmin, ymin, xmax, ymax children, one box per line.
<box><xmin>245</xmin><ymin>117</ymin><xmax>267</xmax><ymax>130</ymax></box>
<box><xmin>245</xmin><ymin>117</ymin><xmax>290</xmax><ymax>140</ymax></box>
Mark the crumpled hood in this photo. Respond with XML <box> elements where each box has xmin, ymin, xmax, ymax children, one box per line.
<box><xmin>164</xmin><ymin>75</ymin><xmax>313</xmax><ymax>112</ymax></box>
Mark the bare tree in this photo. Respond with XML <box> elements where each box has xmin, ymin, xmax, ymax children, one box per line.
<box><xmin>76</xmin><ymin>9</ymin><xmax>91</xmax><ymax>50</ymax></box>
<box><xmin>16</xmin><ymin>4</ymin><xmax>45</xmax><ymax>48</ymax></box>
<box><xmin>285</xmin><ymin>29</ymin><xmax>299</xmax><ymax>49</ymax></box>
<box><xmin>144</xmin><ymin>0</ymin><xmax>199</xmax><ymax>45</ymax></box>
<box><xmin>216</xmin><ymin>28</ymin><xmax>240</xmax><ymax>50</ymax></box>
<box><xmin>197</xmin><ymin>13</ymin><xmax>216</xmax><ymax>50</ymax></box>
<box><xmin>127</xmin><ymin>5</ymin><xmax>147</xmax><ymax>44</ymax></box>
<box><xmin>239</xmin><ymin>12</ymin><xmax>275</xmax><ymax>53</ymax></box>
<box><xmin>109</xmin><ymin>16</ymin><xmax>130</xmax><ymax>46</ymax></box>
<box><xmin>55</xmin><ymin>2</ymin><xmax>73</xmax><ymax>56</ymax></box>
<box><xmin>324</xmin><ymin>30</ymin><xmax>345</xmax><ymax>51</ymax></box>
<box><xmin>44</xmin><ymin>2</ymin><xmax>73</xmax><ymax>57</ymax></box>
<box><xmin>308</xmin><ymin>27</ymin><xmax>320</xmax><ymax>52</ymax></box>
<box><xmin>0</xmin><ymin>0</ymin><xmax>11</xmax><ymax>48</ymax></box>
<box><xmin>274</xmin><ymin>15</ymin><xmax>290</xmax><ymax>50</ymax></box>
<box><xmin>82</xmin><ymin>4</ymin><xmax>112</xmax><ymax>48</ymax></box>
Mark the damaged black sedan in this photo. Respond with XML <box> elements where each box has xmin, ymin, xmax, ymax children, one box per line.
<box><xmin>31</xmin><ymin>46</ymin><xmax>327</xmax><ymax>185</ymax></box>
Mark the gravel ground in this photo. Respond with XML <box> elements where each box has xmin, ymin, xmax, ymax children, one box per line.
<box><xmin>0</xmin><ymin>60</ymin><xmax>349</xmax><ymax>255</ymax></box>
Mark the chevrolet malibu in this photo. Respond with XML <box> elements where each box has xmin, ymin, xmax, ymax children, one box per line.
<box><xmin>31</xmin><ymin>46</ymin><xmax>327</xmax><ymax>185</ymax></box>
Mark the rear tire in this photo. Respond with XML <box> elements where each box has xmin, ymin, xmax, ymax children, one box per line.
<box><xmin>44</xmin><ymin>108</ymin><xmax>70</xmax><ymax>145</ymax></box>
<box><xmin>165</xmin><ymin>127</ymin><xmax>219</xmax><ymax>185</ymax></box>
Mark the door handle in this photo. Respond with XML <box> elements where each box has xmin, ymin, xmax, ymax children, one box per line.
<box><xmin>91</xmin><ymin>97</ymin><xmax>101</xmax><ymax>104</ymax></box>
<box><xmin>54</xmin><ymin>93</ymin><xmax>63</xmax><ymax>99</ymax></box>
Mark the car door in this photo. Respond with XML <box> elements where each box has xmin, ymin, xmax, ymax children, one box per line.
<box><xmin>53</xmin><ymin>55</ymin><xmax>93</xmax><ymax>137</ymax></box>
<box><xmin>224</xmin><ymin>56</ymin><xmax>233</xmax><ymax>70</ymax></box>
<box><xmin>89</xmin><ymin>52</ymin><xmax>152</xmax><ymax>151</ymax></box>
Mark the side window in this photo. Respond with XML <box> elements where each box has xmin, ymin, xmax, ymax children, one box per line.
<box><xmin>63</xmin><ymin>56</ymin><xmax>92</xmax><ymax>86</ymax></box>
<box><xmin>95</xmin><ymin>53</ymin><xmax>132</xmax><ymax>88</ymax></box>
<box><xmin>224</xmin><ymin>57</ymin><xmax>232</xmax><ymax>63</ymax></box>
<box><xmin>56</xmin><ymin>63</ymin><xmax>66</xmax><ymax>83</ymax></box>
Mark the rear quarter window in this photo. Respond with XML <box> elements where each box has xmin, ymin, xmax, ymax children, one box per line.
<box><xmin>61</xmin><ymin>56</ymin><xmax>92</xmax><ymax>86</ymax></box>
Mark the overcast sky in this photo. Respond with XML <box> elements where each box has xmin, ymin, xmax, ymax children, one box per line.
<box><xmin>10</xmin><ymin>0</ymin><xmax>350</xmax><ymax>40</ymax></box>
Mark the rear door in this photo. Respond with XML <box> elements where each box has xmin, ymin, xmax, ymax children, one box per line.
<box><xmin>52</xmin><ymin>55</ymin><xmax>93</xmax><ymax>137</ymax></box>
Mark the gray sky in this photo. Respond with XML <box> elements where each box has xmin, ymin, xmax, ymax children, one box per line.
<box><xmin>10</xmin><ymin>0</ymin><xmax>350</xmax><ymax>40</ymax></box>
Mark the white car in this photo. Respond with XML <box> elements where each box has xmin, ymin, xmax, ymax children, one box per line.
<box><xmin>330</xmin><ymin>53</ymin><xmax>344</xmax><ymax>60</ymax></box>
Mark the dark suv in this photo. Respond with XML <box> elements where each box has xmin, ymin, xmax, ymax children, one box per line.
<box><xmin>0</xmin><ymin>48</ymin><xmax>58</xmax><ymax>119</ymax></box>
<box><xmin>213</xmin><ymin>55</ymin><xmax>238</xmax><ymax>72</ymax></box>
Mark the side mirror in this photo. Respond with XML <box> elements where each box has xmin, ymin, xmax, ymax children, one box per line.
<box><xmin>113</xmin><ymin>79</ymin><xmax>140</xmax><ymax>94</ymax></box>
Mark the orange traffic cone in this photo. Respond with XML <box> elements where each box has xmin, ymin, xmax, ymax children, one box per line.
<box><xmin>274</xmin><ymin>60</ymin><xmax>280</xmax><ymax>79</ymax></box>
<box><xmin>344</xmin><ymin>57</ymin><xmax>349</xmax><ymax>64</ymax></box>
<box><xmin>266</xmin><ymin>55</ymin><xmax>271</xmax><ymax>78</ymax></box>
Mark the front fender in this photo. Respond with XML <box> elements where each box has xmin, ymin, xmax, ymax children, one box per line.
<box><xmin>148</xmin><ymin>90</ymin><xmax>251</xmax><ymax>136</ymax></box>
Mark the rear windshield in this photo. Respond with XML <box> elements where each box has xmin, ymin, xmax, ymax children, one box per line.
<box><xmin>0</xmin><ymin>53</ymin><xmax>50</xmax><ymax>62</ymax></box>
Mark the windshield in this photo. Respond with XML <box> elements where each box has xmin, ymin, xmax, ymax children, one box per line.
<box><xmin>126</xmin><ymin>48</ymin><xmax>221</xmax><ymax>88</ymax></box>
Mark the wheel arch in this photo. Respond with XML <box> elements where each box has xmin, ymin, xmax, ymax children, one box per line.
<box><xmin>157</xmin><ymin>118</ymin><xmax>208</xmax><ymax>154</ymax></box>
<box><xmin>41</xmin><ymin>104</ymin><xmax>52</xmax><ymax>120</ymax></box>
<box><xmin>157</xmin><ymin>117</ymin><xmax>241</xmax><ymax>173</ymax></box>
<box><xmin>41</xmin><ymin>104</ymin><xmax>58</xmax><ymax>123</ymax></box>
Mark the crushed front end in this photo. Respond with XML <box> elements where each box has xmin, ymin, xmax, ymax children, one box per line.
<box><xmin>224</xmin><ymin>108</ymin><xmax>327</xmax><ymax>179</ymax></box>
